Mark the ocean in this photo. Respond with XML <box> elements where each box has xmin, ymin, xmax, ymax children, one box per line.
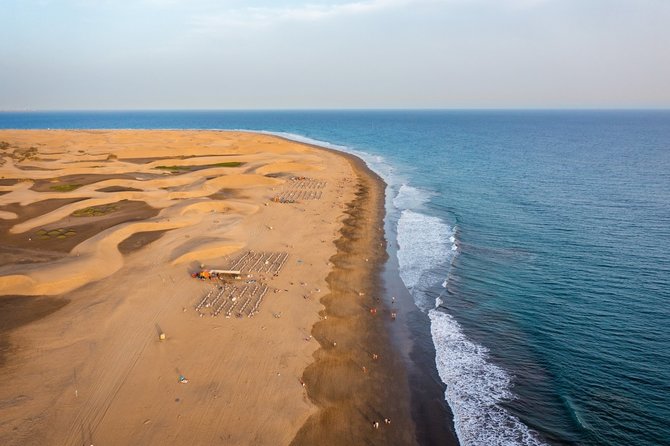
<box><xmin>2</xmin><ymin>110</ymin><xmax>669</xmax><ymax>445</ymax></box>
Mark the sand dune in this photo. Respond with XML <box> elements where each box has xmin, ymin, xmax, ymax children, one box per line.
<box><xmin>170</xmin><ymin>241</ymin><xmax>244</xmax><ymax>265</ymax></box>
<box><xmin>0</xmin><ymin>132</ymin><xmax>291</xmax><ymax>297</ymax></box>
<box><xmin>0</xmin><ymin>130</ymin><xmax>414</xmax><ymax>446</ymax></box>
<box><xmin>254</xmin><ymin>161</ymin><xmax>322</xmax><ymax>175</ymax></box>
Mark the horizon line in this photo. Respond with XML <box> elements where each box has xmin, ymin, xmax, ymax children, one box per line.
<box><xmin>2</xmin><ymin>107</ymin><xmax>670</xmax><ymax>113</ymax></box>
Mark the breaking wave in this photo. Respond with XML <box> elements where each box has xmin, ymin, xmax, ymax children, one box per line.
<box><xmin>395</xmin><ymin>190</ymin><xmax>545</xmax><ymax>446</ymax></box>
<box><xmin>397</xmin><ymin>209</ymin><xmax>455</xmax><ymax>311</ymax></box>
<box><xmin>430</xmin><ymin>305</ymin><xmax>546</xmax><ymax>445</ymax></box>
<box><xmin>393</xmin><ymin>183</ymin><xmax>433</xmax><ymax>210</ymax></box>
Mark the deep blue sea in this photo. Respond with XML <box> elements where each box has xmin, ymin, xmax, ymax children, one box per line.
<box><xmin>2</xmin><ymin>110</ymin><xmax>669</xmax><ymax>445</ymax></box>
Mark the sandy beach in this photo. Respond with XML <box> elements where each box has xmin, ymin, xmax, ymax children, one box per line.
<box><xmin>0</xmin><ymin>130</ymin><xmax>415</xmax><ymax>445</ymax></box>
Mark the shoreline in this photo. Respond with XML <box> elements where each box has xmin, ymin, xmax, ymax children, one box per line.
<box><xmin>291</xmin><ymin>150</ymin><xmax>416</xmax><ymax>445</ymax></box>
<box><xmin>0</xmin><ymin>129</ymin><xmax>458</xmax><ymax>445</ymax></box>
<box><xmin>278</xmin><ymin>135</ymin><xmax>460</xmax><ymax>446</ymax></box>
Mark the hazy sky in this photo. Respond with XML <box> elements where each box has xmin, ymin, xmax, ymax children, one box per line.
<box><xmin>1</xmin><ymin>0</ymin><xmax>669</xmax><ymax>109</ymax></box>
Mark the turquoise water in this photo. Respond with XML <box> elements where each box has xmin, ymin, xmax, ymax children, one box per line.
<box><xmin>2</xmin><ymin>110</ymin><xmax>669</xmax><ymax>445</ymax></box>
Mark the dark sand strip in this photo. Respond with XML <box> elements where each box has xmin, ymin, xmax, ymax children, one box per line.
<box><xmin>279</xmin><ymin>136</ymin><xmax>460</xmax><ymax>446</ymax></box>
<box><xmin>291</xmin><ymin>156</ymin><xmax>417</xmax><ymax>445</ymax></box>
<box><xmin>117</xmin><ymin>229</ymin><xmax>169</xmax><ymax>255</ymax></box>
<box><xmin>28</xmin><ymin>173</ymin><xmax>158</xmax><ymax>192</ymax></box>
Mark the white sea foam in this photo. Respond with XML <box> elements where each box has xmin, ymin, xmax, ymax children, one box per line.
<box><xmin>396</xmin><ymin>200</ymin><xmax>545</xmax><ymax>445</ymax></box>
<box><xmin>393</xmin><ymin>183</ymin><xmax>433</xmax><ymax>210</ymax></box>
<box><xmin>429</xmin><ymin>307</ymin><xmax>546</xmax><ymax>446</ymax></box>
<box><xmin>260</xmin><ymin>131</ymin><xmax>347</xmax><ymax>152</ymax></box>
<box><xmin>397</xmin><ymin>209</ymin><xmax>456</xmax><ymax>310</ymax></box>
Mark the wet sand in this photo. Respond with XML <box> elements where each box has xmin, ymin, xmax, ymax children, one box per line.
<box><xmin>292</xmin><ymin>154</ymin><xmax>416</xmax><ymax>445</ymax></box>
<box><xmin>284</xmin><ymin>139</ymin><xmax>460</xmax><ymax>446</ymax></box>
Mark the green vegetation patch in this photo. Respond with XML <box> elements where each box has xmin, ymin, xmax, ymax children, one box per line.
<box><xmin>35</xmin><ymin>227</ymin><xmax>77</xmax><ymax>240</ymax></box>
<box><xmin>72</xmin><ymin>204</ymin><xmax>118</xmax><ymax>217</ymax></box>
<box><xmin>154</xmin><ymin>162</ymin><xmax>244</xmax><ymax>172</ymax></box>
<box><xmin>154</xmin><ymin>165</ymin><xmax>190</xmax><ymax>172</ymax></box>
<box><xmin>211</xmin><ymin>161</ymin><xmax>244</xmax><ymax>168</ymax></box>
<box><xmin>50</xmin><ymin>183</ymin><xmax>83</xmax><ymax>192</ymax></box>
<box><xmin>13</xmin><ymin>146</ymin><xmax>38</xmax><ymax>162</ymax></box>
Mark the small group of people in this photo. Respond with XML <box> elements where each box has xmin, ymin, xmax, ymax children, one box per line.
<box><xmin>369</xmin><ymin>307</ymin><xmax>397</xmax><ymax>320</ymax></box>
<box><xmin>372</xmin><ymin>418</ymin><xmax>392</xmax><ymax>429</ymax></box>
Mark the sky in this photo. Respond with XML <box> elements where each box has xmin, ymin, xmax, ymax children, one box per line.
<box><xmin>1</xmin><ymin>0</ymin><xmax>669</xmax><ymax>110</ymax></box>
